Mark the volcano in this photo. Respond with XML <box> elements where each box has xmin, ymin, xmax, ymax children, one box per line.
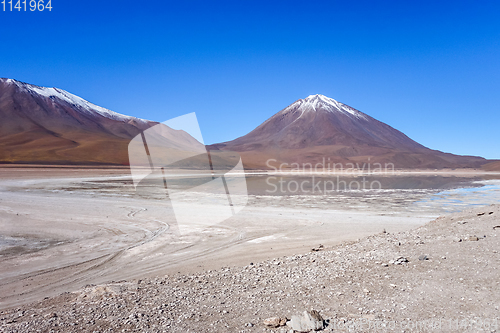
<box><xmin>210</xmin><ymin>94</ymin><xmax>487</xmax><ymax>169</ymax></box>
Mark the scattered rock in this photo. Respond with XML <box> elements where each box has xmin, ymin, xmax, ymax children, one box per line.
<box><xmin>3</xmin><ymin>205</ymin><xmax>499</xmax><ymax>332</ymax></box>
<box><xmin>393</xmin><ymin>257</ymin><xmax>409</xmax><ymax>265</ymax></box>
<box><xmin>477</xmin><ymin>212</ymin><xmax>485</xmax><ymax>216</ymax></box>
<box><xmin>489</xmin><ymin>212</ymin><xmax>494</xmax><ymax>215</ymax></box>
<box><xmin>469</xmin><ymin>236</ymin><xmax>479</xmax><ymax>241</ymax></box>
<box><xmin>453</xmin><ymin>237</ymin><xmax>463</xmax><ymax>242</ymax></box>
<box><xmin>311</xmin><ymin>244</ymin><xmax>324</xmax><ymax>252</ymax></box>
<box><xmin>289</xmin><ymin>310</ymin><xmax>324</xmax><ymax>332</ymax></box>
<box><xmin>263</xmin><ymin>316</ymin><xmax>287</xmax><ymax>328</ymax></box>
<box><xmin>457</xmin><ymin>221</ymin><xmax>467</xmax><ymax>225</ymax></box>
<box><xmin>43</xmin><ymin>313</ymin><xmax>57</xmax><ymax>319</ymax></box>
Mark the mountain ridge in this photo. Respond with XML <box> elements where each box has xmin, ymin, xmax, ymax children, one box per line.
<box><xmin>0</xmin><ymin>78</ymin><xmax>157</xmax><ymax>165</ymax></box>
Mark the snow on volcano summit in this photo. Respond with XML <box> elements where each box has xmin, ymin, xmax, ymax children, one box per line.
<box><xmin>283</xmin><ymin>94</ymin><xmax>368</xmax><ymax>120</ymax></box>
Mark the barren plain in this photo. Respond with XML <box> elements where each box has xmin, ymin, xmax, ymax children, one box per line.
<box><xmin>0</xmin><ymin>166</ymin><xmax>499</xmax><ymax>332</ymax></box>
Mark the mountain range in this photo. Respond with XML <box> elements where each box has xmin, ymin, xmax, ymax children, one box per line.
<box><xmin>0</xmin><ymin>78</ymin><xmax>497</xmax><ymax>169</ymax></box>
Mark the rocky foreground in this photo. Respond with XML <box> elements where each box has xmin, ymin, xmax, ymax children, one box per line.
<box><xmin>1</xmin><ymin>205</ymin><xmax>499</xmax><ymax>332</ymax></box>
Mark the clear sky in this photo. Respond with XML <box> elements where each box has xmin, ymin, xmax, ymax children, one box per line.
<box><xmin>1</xmin><ymin>0</ymin><xmax>499</xmax><ymax>159</ymax></box>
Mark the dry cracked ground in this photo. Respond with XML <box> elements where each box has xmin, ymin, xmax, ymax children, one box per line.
<box><xmin>1</xmin><ymin>205</ymin><xmax>499</xmax><ymax>333</ymax></box>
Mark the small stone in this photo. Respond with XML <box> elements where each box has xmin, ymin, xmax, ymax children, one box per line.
<box><xmin>418</xmin><ymin>255</ymin><xmax>428</xmax><ymax>261</ymax></box>
<box><xmin>290</xmin><ymin>310</ymin><xmax>324</xmax><ymax>332</ymax></box>
<box><xmin>263</xmin><ymin>317</ymin><xmax>287</xmax><ymax>328</ymax></box>
<box><xmin>457</xmin><ymin>221</ymin><xmax>467</xmax><ymax>225</ymax></box>
<box><xmin>469</xmin><ymin>236</ymin><xmax>479</xmax><ymax>241</ymax></box>
<box><xmin>311</xmin><ymin>245</ymin><xmax>324</xmax><ymax>252</ymax></box>
<box><xmin>394</xmin><ymin>257</ymin><xmax>408</xmax><ymax>265</ymax></box>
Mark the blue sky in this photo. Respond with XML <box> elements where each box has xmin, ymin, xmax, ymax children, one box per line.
<box><xmin>1</xmin><ymin>0</ymin><xmax>499</xmax><ymax>158</ymax></box>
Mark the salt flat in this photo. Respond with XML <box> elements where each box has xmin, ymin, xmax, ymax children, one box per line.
<box><xmin>0</xmin><ymin>166</ymin><xmax>498</xmax><ymax>310</ymax></box>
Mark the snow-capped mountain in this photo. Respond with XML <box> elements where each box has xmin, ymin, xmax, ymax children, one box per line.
<box><xmin>0</xmin><ymin>78</ymin><xmax>157</xmax><ymax>164</ymax></box>
<box><xmin>210</xmin><ymin>94</ymin><xmax>487</xmax><ymax>169</ymax></box>
<box><xmin>6</xmin><ymin>78</ymin><xmax>148</xmax><ymax>124</ymax></box>
<box><xmin>222</xmin><ymin>94</ymin><xmax>424</xmax><ymax>151</ymax></box>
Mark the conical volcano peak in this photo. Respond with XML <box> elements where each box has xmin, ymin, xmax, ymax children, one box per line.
<box><xmin>211</xmin><ymin>91</ymin><xmax>466</xmax><ymax>168</ymax></box>
<box><xmin>302</xmin><ymin>94</ymin><xmax>342</xmax><ymax>110</ymax></box>
<box><xmin>290</xmin><ymin>94</ymin><xmax>367</xmax><ymax>120</ymax></box>
<box><xmin>303</xmin><ymin>94</ymin><xmax>337</xmax><ymax>103</ymax></box>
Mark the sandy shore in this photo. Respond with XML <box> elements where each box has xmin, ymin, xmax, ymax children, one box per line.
<box><xmin>0</xmin><ymin>167</ymin><xmax>499</xmax><ymax>332</ymax></box>
<box><xmin>1</xmin><ymin>203</ymin><xmax>499</xmax><ymax>332</ymax></box>
<box><xmin>1</xmin><ymin>167</ymin><xmax>447</xmax><ymax>310</ymax></box>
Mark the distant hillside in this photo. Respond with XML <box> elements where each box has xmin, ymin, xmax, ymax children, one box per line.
<box><xmin>0</xmin><ymin>78</ymin><xmax>158</xmax><ymax>165</ymax></box>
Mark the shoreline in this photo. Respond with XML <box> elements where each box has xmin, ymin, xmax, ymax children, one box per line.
<box><xmin>2</xmin><ymin>164</ymin><xmax>500</xmax><ymax>174</ymax></box>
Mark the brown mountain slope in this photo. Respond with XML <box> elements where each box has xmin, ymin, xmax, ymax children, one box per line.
<box><xmin>481</xmin><ymin>161</ymin><xmax>500</xmax><ymax>171</ymax></box>
<box><xmin>0</xmin><ymin>78</ymin><xmax>159</xmax><ymax>165</ymax></box>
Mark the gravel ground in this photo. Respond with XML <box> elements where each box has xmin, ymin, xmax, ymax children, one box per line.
<box><xmin>1</xmin><ymin>205</ymin><xmax>499</xmax><ymax>333</ymax></box>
